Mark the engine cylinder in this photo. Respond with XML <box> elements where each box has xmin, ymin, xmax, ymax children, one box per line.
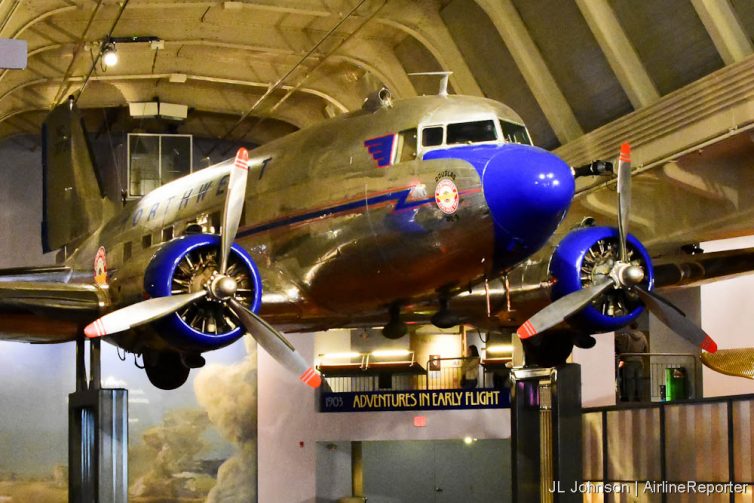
<box><xmin>549</xmin><ymin>226</ymin><xmax>654</xmax><ymax>333</ymax></box>
<box><xmin>143</xmin><ymin>234</ymin><xmax>262</xmax><ymax>352</ymax></box>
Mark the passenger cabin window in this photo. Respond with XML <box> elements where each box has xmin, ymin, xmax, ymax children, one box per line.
<box><xmin>500</xmin><ymin>120</ymin><xmax>532</xmax><ymax>145</ymax></box>
<box><xmin>422</xmin><ymin>126</ymin><xmax>444</xmax><ymax>147</ymax></box>
<box><xmin>397</xmin><ymin>128</ymin><xmax>418</xmax><ymax>162</ymax></box>
<box><xmin>447</xmin><ymin>120</ymin><xmax>497</xmax><ymax>145</ymax></box>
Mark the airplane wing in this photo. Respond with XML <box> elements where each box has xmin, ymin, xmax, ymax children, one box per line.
<box><xmin>0</xmin><ymin>266</ymin><xmax>109</xmax><ymax>343</ymax></box>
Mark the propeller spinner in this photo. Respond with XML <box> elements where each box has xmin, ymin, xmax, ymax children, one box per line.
<box><xmin>84</xmin><ymin>148</ymin><xmax>322</xmax><ymax>388</ymax></box>
<box><xmin>516</xmin><ymin>143</ymin><xmax>718</xmax><ymax>354</ymax></box>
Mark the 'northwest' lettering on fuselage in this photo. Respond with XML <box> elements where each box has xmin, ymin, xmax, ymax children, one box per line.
<box><xmin>131</xmin><ymin>174</ymin><xmax>230</xmax><ymax>227</ymax></box>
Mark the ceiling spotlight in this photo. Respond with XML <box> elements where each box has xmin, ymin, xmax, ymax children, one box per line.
<box><xmin>102</xmin><ymin>41</ymin><xmax>118</xmax><ymax>67</ymax></box>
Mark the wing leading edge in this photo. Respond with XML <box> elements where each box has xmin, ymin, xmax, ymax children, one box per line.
<box><xmin>0</xmin><ymin>266</ymin><xmax>109</xmax><ymax>343</ymax></box>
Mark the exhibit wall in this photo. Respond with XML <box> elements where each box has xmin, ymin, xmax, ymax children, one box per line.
<box><xmin>0</xmin><ymin>136</ymin><xmax>258</xmax><ymax>502</ymax></box>
<box><xmin>701</xmin><ymin>236</ymin><xmax>754</xmax><ymax>397</ymax></box>
<box><xmin>258</xmin><ymin>331</ymin><xmax>511</xmax><ymax>503</ymax></box>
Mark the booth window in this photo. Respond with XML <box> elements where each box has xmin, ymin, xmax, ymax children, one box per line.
<box><xmin>128</xmin><ymin>133</ymin><xmax>193</xmax><ymax>198</ymax></box>
<box><xmin>447</xmin><ymin>120</ymin><xmax>497</xmax><ymax>144</ymax></box>
<box><xmin>500</xmin><ymin>120</ymin><xmax>531</xmax><ymax>145</ymax></box>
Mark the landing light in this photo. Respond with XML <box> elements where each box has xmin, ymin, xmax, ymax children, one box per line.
<box><xmin>371</xmin><ymin>349</ymin><xmax>411</xmax><ymax>358</ymax></box>
<box><xmin>320</xmin><ymin>352</ymin><xmax>361</xmax><ymax>360</ymax></box>
<box><xmin>485</xmin><ymin>344</ymin><xmax>513</xmax><ymax>355</ymax></box>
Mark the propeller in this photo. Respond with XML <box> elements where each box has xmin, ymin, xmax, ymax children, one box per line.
<box><xmin>516</xmin><ymin>143</ymin><xmax>718</xmax><ymax>354</ymax></box>
<box><xmin>84</xmin><ymin>148</ymin><xmax>322</xmax><ymax>388</ymax></box>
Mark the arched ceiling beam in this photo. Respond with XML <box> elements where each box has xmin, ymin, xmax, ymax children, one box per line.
<box><xmin>475</xmin><ymin>0</ymin><xmax>583</xmax><ymax>143</ymax></box>
<box><xmin>575</xmin><ymin>0</ymin><xmax>660</xmax><ymax>108</ymax></box>
<box><xmin>376</xmin><ymin>0</ymin><xmax>482</xmax><ymax>96</ymax></box>
<box><xmin>690</xmin><ymin>0</ymin><xmax>753</xmax><ymax>65</ymax></box>
<box><xmin>129</xmin><ymin>1</ymin><xmax>331</xmax><ymax>18</ymax></box>
<box><xmin>2</xmin><ymin>4</ymin><xmax>77</xmax><ymax>39</ymax></box>
<box><xmin>4</xmin><ymin>40</ymin><xmax>352</xmax><ymax>112</ymax></box>
<box><xmin>164</xmin><ymin>39</ymin><xmax>390</xmax><ymax>103</ymax></box>
<box><xmin>336</xmin><ymin>38</ymin><xmax>417</xmax><ymax>98</ymax></box>
<box><xmin>0</xmin><ymin>76</ymin><xmax>313</xmax><ymax>130</ymax></box>
<box><xmin>0</xmin><ymin>73</ymin><xmax>349</xmax><ymax>113</ymax></box>
<box><xmin>118</xmin><ymin>0</ymin><xmax>425</xmax><ymax>97</ymax></box>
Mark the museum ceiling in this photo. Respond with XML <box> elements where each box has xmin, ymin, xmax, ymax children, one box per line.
<box><xmin>0</xmin><ymin>0</ymin><xmax>753</xmax><ymax>152</ymax></box>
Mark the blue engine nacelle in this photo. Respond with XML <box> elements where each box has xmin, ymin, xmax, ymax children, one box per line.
<box><xmin>549</xmin><ymin>226</ymin><xmax>654</xmax><ymax>333</ymax></box>
<box><xmin>143</xmin><ymin>234</ymin><xmax>262</xmax><ymax>352</ymax></box>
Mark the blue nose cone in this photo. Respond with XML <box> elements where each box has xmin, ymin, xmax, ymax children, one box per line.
<box><xmin>483</xmin><ymin>144</ymin><xmax>574</xmax><ymax>262</ymax></box>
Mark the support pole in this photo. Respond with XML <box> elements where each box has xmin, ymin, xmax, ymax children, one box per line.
<box><xmin>511</xmin><ymin>364</ymin><xmax>582</xmax><ymax>502</ymax></box>
<box><xmin>69</xmin><ymin>336</ymin><xmax>128</xmax><ymax>503</ymax></box>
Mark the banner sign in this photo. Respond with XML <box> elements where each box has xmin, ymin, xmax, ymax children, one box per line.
<box><xmin>320</xmin><ymin>388</ymin><xmax>510</xmax><ymax>413</ymax></box>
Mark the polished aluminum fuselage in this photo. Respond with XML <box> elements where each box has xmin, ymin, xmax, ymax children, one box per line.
<box><xmin>67</xmin><ymin>96</ymin><xmax>527</xmax><ymax>334</ymax></box>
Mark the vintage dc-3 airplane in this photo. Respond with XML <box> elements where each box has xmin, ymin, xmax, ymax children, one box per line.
<box><xmin>0</xmin><ymin>82</ymin><xmax>750</xmax><ymax>389</ymax></box>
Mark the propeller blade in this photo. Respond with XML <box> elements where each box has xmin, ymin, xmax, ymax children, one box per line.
<box><xmin>634</xmin><ymin>286</ymin><xmax>717</xmax><ymax>352</ymax></box>
<box><xmin>516</xmin><ymin>279</ymin><xmax>615</xmax><ymax>339</ymax></box>
<box><xmin>228</xmin><ymin>298</ymin><xmax>322</xmax><ymax>388</ymax></box>
<box><xmin>220</xmin><ymin>147</ymin><xmax>249</xmax><ymax>274</ymax></box>
<box><xmin>701</xmin><ymin>349</ymin><xmax>754</xmax><ymax>380</ymax></box>
<box><xmin>617</xmin><ymin>142</ymin><xmax>632</xmax><ymax>262</ymax></box>
<box><xmin>84</xmin><ymin>291</ymin><xmax>207</xmax><ymax>338</ymax></box>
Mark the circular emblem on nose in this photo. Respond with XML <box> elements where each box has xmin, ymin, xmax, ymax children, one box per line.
<box><xmin>434</xmin><ymin>178</ymin><xmax>459</xmax><ymax>215</ymax></box>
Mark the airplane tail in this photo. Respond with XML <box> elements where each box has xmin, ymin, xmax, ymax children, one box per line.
<box><xmin>41</xmin><ymin>100</ymin><xmax>117</xmax><ymax>253</ymax></box>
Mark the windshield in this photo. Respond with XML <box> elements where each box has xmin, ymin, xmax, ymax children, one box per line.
<box><xmin>500</xmin><ymin>120</ymin><xmax>531</xmax><ymax>145</ymax></box>
<box><xmin>446</xmin><ymin>120</ymin><xmax>497</xmax><ymax>145</ymax></box>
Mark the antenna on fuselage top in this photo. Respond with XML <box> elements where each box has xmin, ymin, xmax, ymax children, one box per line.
<box><xmin>408</xmin><ymin>71</ymin><xmax>453</xmax><ymax>97</ymax></box>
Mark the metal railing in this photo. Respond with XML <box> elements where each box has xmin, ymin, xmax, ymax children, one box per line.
<box><xmin>321</xmin><ymin>356</ymin><xmax>509</xmax><ymax>393</ymax></box>
<box><xmin>583</xmin><ymin>394</ymin><xmax>754</xmax><ymax>493</ymax></box>
<box><xmin>615</xmin><ymin>352</ymin><xmax>699</xmax><ymax>402</ymax></box>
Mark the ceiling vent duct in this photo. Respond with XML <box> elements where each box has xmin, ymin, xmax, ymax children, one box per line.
<box><xmin>128</xmin><ymin>102</ymin><xmax>187</xmax><ymax>121</ymax></box>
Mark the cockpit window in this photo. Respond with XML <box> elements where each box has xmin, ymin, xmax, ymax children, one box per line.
<box><xmin>447</xmin><ymin>120</ymin><xmax>497</xmax><ymax>144</ymax></box>
<box><xmin>422</xmin><ymin>126</ymin><xmax>444</xmax><ymax>147</ymax></box>
<box><xmin>397</xmin><ymin>128</ymin><xmax>418</xmax><ymax>162</ymax></box>
<box><xmin>500</xmin><ymin>120</ymin><xmax>532</xmax><ymax>145</ymax></box>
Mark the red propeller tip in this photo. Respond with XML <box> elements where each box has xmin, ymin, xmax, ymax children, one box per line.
<box><xmin>234</xmin><ymin>147</ymin><xmax>249</xmax><ymax>170</ymax></box>
<box><xmin>620</xmin><ymin>142</ymin><xmax>631</xmax><ymax>162</ymax></box>
<box><xmin>299</xmin><ymin>367</ymin><xmax>322</xmax><ymax>388</ymax></box>
<box><xmin>701</xmin><ymin>336</ymin><xmax>717</xmax><ymax>353</ymax></box>
<box><xmin>516</xmin><ymin>321</ymin><xmax>537</xmax><ymax>339</ymax></box>
<box><xmin>84</xmin><ymin>319</ymin><xmax>103</xmax><ymax>338</ymax></box>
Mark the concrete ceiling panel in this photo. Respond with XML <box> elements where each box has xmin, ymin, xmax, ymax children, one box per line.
<box><xmin>512</xmin><ymin>0</ymin><xmax>634</xmax><ymax>133</ymax></box>
<box><xmin>441</xmin><ymin>0</ymin><xmax>558</xmax><ymax>149</ymax></box>
<box><xmin>609</xmin><ymin>0</ymin><xmax>725</xmax><ymax>95</ymax></box>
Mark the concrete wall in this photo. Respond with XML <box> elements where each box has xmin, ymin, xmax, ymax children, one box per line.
<box><xmin>572</xmin><ymin>332</ymin><xmax>616</xmax><ymax>407</ymax></box>
<box><xmin>0</xmin><ymin>136</ymin><xmax>53</xmax><ymax>267</ymax></box>
<box><xmin>701</xmin><ymin>236</ymin><xmax>754</xmax><ymax>397</ymax></box>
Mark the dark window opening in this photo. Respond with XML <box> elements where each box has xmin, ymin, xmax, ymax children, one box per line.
<box><xmin>421</xmin><ymin>126</ymin><xmax>444</xmax><ymax>147</ymax></box>
<box><xmin>123</xmin><ymin>242</ymin><xmax>132</xmax><ymax>261</ymax></box>
<box><xmin>141</xmin><ymin>234</ymin><xmax>152</xmax><ymax>249</ymax></box>
<box><xmin>500</xmin><ymin>120</ymin><xmax>532</xmax><ymax>145</ymax></box>
<box><xmin>161</xmin><ymin>226</ymin><xmax>174</xmax><ymax>242</ymax></box>
<box><xmin>447</xmin><ymin>120</ymin><xmax>497</xmax><ymax>145</ymax></box>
